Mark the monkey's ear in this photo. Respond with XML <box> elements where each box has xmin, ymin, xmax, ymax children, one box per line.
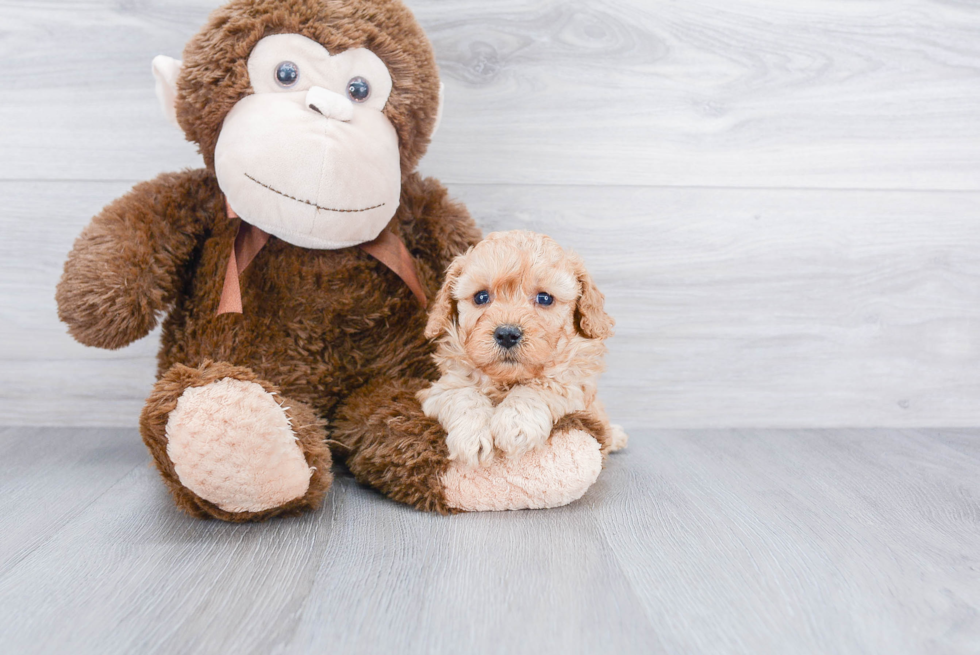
<box><xmin>151</xmin><ymin>56</ymin><xmax>182</xmax><ymax>128</ymax></box>
<box><xmin>571</xmin><ymin>253</ymin><xmax>615</xmax><ymax>340</ymax></box>
<box><xmin>424</xmin><ymin>254</ymin><xmax>464</xmax><ymax>340</ymax></box>
<box><xmin>431</xmin><ymin>82</ymin><xmax>445</xmax><ymax>141</ymax></box>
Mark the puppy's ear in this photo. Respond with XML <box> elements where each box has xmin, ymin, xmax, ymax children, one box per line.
<box><xmin>571</xmin><ymin>253</ymin><xmax>615</xmax><ymax>340</ymax></box>
<box><xmin>425</xmin><ymin>256</ymin><xmax>465</xmax><ymax>339</ymax></box>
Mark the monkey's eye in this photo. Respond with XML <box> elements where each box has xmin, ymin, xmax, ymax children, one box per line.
<box><xmin>536</xmin><ymin>292</ymin><xmax>554</xmax><ymax>306</ymax></box>
<box><xmin>275</xmin><ymin>61</ymin><xmax>299</xmax><ymax>88</ymax></box>
<box><xmin>474</xmin><ymin>290</ymin><xmax>491</xmax><ymax>306</ymax></box>
<box><xmin>347</xmin><ymin>76</ymin><xmax>371</xmax><ymax>102</ymax></box>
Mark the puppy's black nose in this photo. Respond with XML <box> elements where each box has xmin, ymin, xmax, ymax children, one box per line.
<box><xmin>494</xmin><ymin>325</ymin><xmax>523</xmax><ymax>350</ymax></box>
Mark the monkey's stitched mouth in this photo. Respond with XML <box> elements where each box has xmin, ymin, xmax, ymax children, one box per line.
<box><xmin>245</xmin><ymin>174</ymin><xmax>385</xmax><ymax>213</ymax></box>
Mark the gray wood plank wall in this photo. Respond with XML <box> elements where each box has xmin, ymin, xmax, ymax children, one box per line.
<box><xmin>1</xmin><ymin>0</ymin><xmax>978</xmax><ymax>428</ymax></box>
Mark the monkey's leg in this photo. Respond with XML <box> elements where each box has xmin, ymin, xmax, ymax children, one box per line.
<box><xmin>332</xmin><ymin>378</ymin><xmax>604</xmax><ymax>513</ymax></box>
<box><xmin>440</xmin><ymin>414</ymin><xmax>605</xmax><ymax>512</ymax></box>
<box><xmin>140</xmin><ymin>361</ymin><xmax>333</xmax><ymax>522</ymax></box>
<box><xmin>331</xmin><ymin>377</ymin><xmax>456</xmax><ymax>514</ymax></box>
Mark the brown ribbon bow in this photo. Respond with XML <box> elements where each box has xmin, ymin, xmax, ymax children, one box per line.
<box><xmin>217</xmin><ymin>200</ymin><xmax>428</xmax><ymax>316</ymax></box>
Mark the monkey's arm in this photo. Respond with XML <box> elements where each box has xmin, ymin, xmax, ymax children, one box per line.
<box><xmin>56</xmin><ymin>169</ymin><xmax>221</xmax><ymax>350</ymax></box>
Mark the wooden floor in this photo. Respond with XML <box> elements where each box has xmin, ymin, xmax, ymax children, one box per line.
<box><xmin>0</xmin><ymin>426</ymin><xmax>977</xmax><ymax>655</ymax></box>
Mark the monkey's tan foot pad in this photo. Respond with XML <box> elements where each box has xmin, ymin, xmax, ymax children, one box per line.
<box><xmin>165</xmin><ymin>378</ymin><xmax>314</xmax><ymax>514</ymax></box>
<box><xmin>442</xmin><ymin>429</ymin><xmax>603</xmax><ymax>512</ymax></box>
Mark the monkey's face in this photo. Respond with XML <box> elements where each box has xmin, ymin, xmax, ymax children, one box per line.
<box><xmin>214</xmin><ymin>34</ymin><xmax>402</xmax><ymax>249</ymax></box>
<box><xmin>154</xmin><ymin>0</ymin><xmax>443</xmax><ymax>245</ymax></box>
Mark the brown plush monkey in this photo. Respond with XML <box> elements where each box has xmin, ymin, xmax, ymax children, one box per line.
<box><xmin>57</xmin><ymin>0</ymin><xmax>605</xmax><ymax>521</ymax></box>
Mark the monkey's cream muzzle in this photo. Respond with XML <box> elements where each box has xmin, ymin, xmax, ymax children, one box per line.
<box><xmin>153</xmin><ymin>34</ymin><xmax>433</xmax><ymax>315</ymax></box>
<box><xmin>305</xmin><ymin>86</ymin><xmax>354</xmax><ymax>122</ymax></box>
<box><xmin>214</xmin><ymin>35</ymin><xmax>402</xmax><ymax>250</ymax></box>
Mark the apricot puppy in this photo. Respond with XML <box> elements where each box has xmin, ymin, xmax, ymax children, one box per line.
<box><xmin>418</xmin><ymin>230</ymin><xmax>628</xmax><ymax>467</ymax></box>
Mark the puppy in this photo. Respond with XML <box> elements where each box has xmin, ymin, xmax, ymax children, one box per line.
<box><xmin>418</xmin><ymin>230</ymin><xmax>628</xmax><ymax>467</ymax></box>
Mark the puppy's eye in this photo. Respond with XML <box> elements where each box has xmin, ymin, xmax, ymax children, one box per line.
<box><xmin>536</xmin><ymin>292</ymin><xmax>554</xmax><ymax>306</ymax></box>
<box><xmin>474</xmin><ymin>290</ymin><xmax>491</xmax><ymax>306</ymax></box>
<box><xmin>275</xmin><ymin>61</ymin><xmax>300</xmax><ymax>88</ymax></box>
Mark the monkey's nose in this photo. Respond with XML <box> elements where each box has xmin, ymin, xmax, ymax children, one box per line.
<box><xmin>306</xmin><ymin>86</ymin><xmax>353</xmax><ymax>122</ymax></box>
<box><xmin>494</xmin><ymin>325</ymin><xmax>524</xmax><ymax>350</ymax></box>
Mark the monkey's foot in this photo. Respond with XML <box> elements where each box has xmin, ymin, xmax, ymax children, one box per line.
<box><xmin>441</xmin><ymin>429</ymin><xmax>602</xmax><ymax>512</ymax></box>
<box><xmin>141</xmin><ymin>362</ymin><xmax>332</xmax><ymax>521</ymax></box>
<box><xmin>166</xmin><ymin>378</ymin><xmax>313</xmax><ymax>513</ymax></box>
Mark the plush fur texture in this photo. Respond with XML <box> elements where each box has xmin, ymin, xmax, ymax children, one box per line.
<box><xmin>139</xmin><ymin>361</ymin><xmax>333</xmax><ymax>522</ymax></box>
<box><xmin>57</xmin><ymin>0</ymin><xmax>485</xmax><ymax>520</ymax></box>
<box><xmin>442</xmin><ymin>429</ymin><xmax>602</xmax><ymax>512</ymax></box>
<box><xmin>55</xmin><ymin>170</ymin><xmax>222</xmax><ymax>351</ymax></box>
<box><xmin>419</xmin><ymin>231</ymin><xmax>628</xmax><ymax>469</ymax></box>
<box><xmin>110</xmin><ymin>170</ymin><xmax>481</xmax><ymax>519</ymax></box>
<box><xmin>166</xmin><ymin>377</ymin><xmax>314</xmax><ymax>513</ymax></box>
<box><xmin>330</xmin><ymin>376</ymin><xmax>460</xmax><ymax>514</ymax></box>
<box><xmin>441</xmin><ymin>414</ymin><xmax>608</xmax><ymax>512</ymax></box>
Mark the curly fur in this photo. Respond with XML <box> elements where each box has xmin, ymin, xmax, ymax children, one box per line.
<box><xmin>418</xmin><ymin>231</ymin><xmax>628</xmax><ymax>468</ymax></box>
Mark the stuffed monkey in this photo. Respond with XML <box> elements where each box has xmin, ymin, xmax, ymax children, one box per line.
<box><xmin>57</xmin><ymin>0</ymin><xmax>606</xmax><ymax>521</ymax></box>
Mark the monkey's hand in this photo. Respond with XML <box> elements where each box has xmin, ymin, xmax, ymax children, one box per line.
<box><xmin>418</xmin><ymin>380</ymin><xmax>494</xmax><ymax>468</ymax></box>
<box><xmin>56</xmin><ymin>170</ymin><xmax>218</xmax><ymax>350</ymax></box>
<box><xmin>490</xmin><ymin>387</ymin><xmax>555</xmax><ymax>459</ymax></box>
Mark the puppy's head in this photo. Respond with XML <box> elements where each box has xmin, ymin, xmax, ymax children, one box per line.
<box><xmin>425</xmin><ymin>231</ymin><xmax>614</xmax><ymax>384</ymax></box>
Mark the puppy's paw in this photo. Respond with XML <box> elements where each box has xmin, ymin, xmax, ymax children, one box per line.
<box><xmin>490</xmin><ymin>402</ymin><xmax>553</xmax><ymax>459</ymax></box>
<box><xmin>607</xmin><ymin>424</ymin><xmax>629</xmax><ymax>452</ymax></box>
<box><xmin>446</xmin><ymin>425</ymin><xmax>495</xmax><ymax>468</ymax></box>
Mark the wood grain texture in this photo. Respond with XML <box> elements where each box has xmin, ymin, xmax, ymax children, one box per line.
<box><xmin>459</xmin><ymin>184</ymin><xmax>980</xmax><ymax>428</ymax></box>
<box><xmin>1</xmin><ymin>2</ymin><xmax>979</xmax><ymax>426</ymax></box>
<box><xmin>589</xmin><ymin>428</ymin><xmax>980</xmax><ymax>654</ymax></box>
<box><xmin>4</xmin><ymin>181</ymin><xmax>978</xmax><ymax>428</ymax></box>
<box><xmin>0</xmin><ymin>426</ymin><xmax>146</xmax><ymax>577</ymax></box>
<box><xmin>0</xmin><ymin>0</ymin><xmax>978</xmax><ymax>188</ymax></box>
<box><xmin>0</xmin><ymin>427</ymin><xmax>977</xmax><ymax>654</ymax></box>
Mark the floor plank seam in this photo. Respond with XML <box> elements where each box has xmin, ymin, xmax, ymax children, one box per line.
<box><xmin>585</xmin><ymin>499</ymin><xmax>665</xmax><ymax>648</ymax></box>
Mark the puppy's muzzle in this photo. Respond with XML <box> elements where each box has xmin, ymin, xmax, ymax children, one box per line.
<box><xmin>493</xmin><ymin>324</ymin><xmax>523</xmax><ymax>350</ymax></box>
